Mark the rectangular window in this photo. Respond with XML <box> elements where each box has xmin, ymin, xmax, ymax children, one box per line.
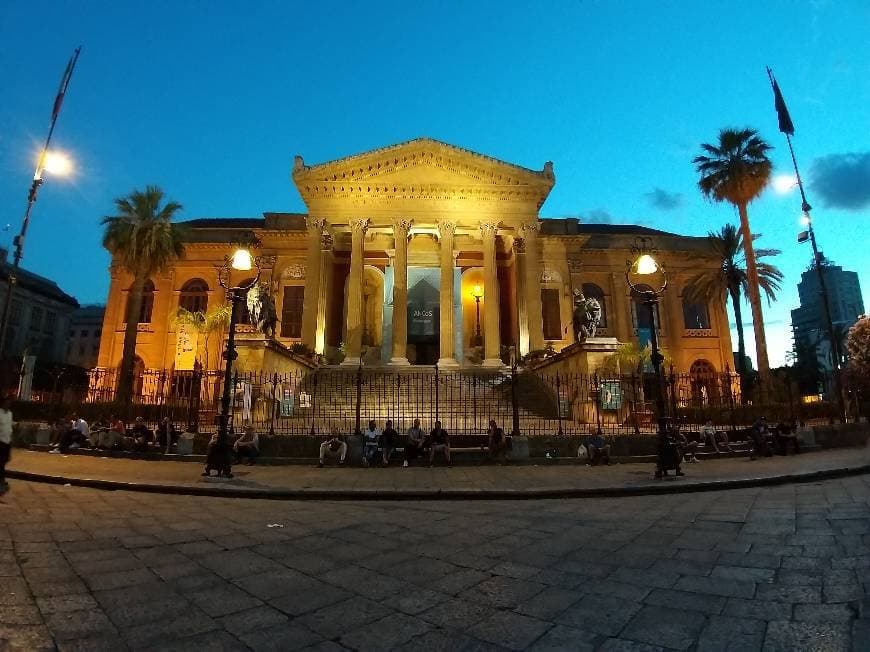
<box><xmin>541</xmin><ymin>289</ymin><xmax>562</xmax><ymax>340</ymax></box>
<box><xmin>30</xmin><ymin>306</ymin><xmax>43</xmax><ymax>331</ymax></box>
<box><xmin>682</xmin><ymin>300</ymin><xmax>711</xmax><ymax>329</ymax></box>
<box><xmin>44</xmin><ymin>311</ymin><xmax>56</xmax><ymax>334</ymax></box>
<box><xmin>80</xmin><ymin>329</ymin><xmax>89</xmax><ymax>338</ymax></box>
<box><xmin>280</xmin><ymin>286</ymin><xmax>305</xmax><ymax>338</ymax></box>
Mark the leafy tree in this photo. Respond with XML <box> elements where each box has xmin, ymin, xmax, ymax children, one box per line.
<box><xmin>694</xmin><ymin>128</ymin><xmax>774</xmax><ymax>377</ymax></box>
<box><xmin>102</xmin><ymin>186</ymin><xmax>185</xmax><ymax>402</ymax></box>
<box><xmin>173</xmin><ymin>304</ymin><xmax>232</xmax><ymax>370</ymax></box>
<box><xmin>683</xmin><ymin>224</ymin><xmax>783</xmax><ymax>380</ymax></box>
<box><xmin>846</xmin><ymin>315</ymin><xmax>870</xmax><ymax>376</ymax></box>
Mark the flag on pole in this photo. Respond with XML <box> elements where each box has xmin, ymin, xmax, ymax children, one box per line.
<box><xmin>51</xmin><ymin>47</ymin><xmax>81</xmax><ymax>122</ymax></box>
<box><xmin>767</xmin><ymin>67</ymin><xmax>795</xmax><ymax>136</ymax></box>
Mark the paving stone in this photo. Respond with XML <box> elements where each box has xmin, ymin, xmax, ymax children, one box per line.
<box><xmin>712</xmin><ymin>565</ymin><xmax>775</xmax><ymax>583</ymax></box>
<box><xmin>755</xmin><ymin>583</ymin><xmax>822</xmax><ymax>604</ymax></box>
<box><xmin>141</xmin><ymin>629</ymin><xmax>249</xmax><ymax>651</ymax></box>
<box><xmin>44</xmin><ymin>609</ymin><xmax>118</xmax><ymax>641</ymax></box>
<box><xmin>220</xmin><ymin>605</ymin><xmax>288</xmax><ymax>636</ymax></box>
<box><xmin>392</xmin><ymin>629</ymin><xmax>483</xmax><ymax>651</ymax></box>
<box><xmin>232</xmin><ymin>568</ymin><xmax>310</xmax><ymax>601</ymax></box>
<box><xmin>674</xmin><ymin>574</ymin><xmax>756</xmax><ymax>599</ymax></box>
<box><xmin>762</xmin><ymin>620</ymin><xmax>850</xmax><ymax>651</ymax></box>
<box><xmin>644</xmin><ymin>588</ymin><xmax>726</xmax><ymax>615</ymax></box>
<box><xmin>321</xmin><ymin>565</ymin><xmax>405</xmax><ymax>600</ymax></box>
<box><xmin>187</xmin><ymin>583</ymin><xmax>263</xmax><ymax>617</ymax></box>
<box><xmin>297</xmin><ymin>597</ymin><xmax>391</xmax><ymax>639</ymax></box>
<box><xmin>622</xmin><ymin>605</ymin><xmax>707</xmax><ymax>651</ymax></box>
<box><xmin>268</xmin><ymin>580</ymin><xmax>349</xmax><ymax>617</ymax></box>
<box><xmin>527</xmin><ymin>624</ymin><xmax>597</xmax><ymax>651</ymax></box>
<box><xmin>696</xmin><ymin>614</ymin><xmax>765</xmax><ymax>652</ymax></box>
<box><xmin>239</xmin><ymin>621</ymin><xmax>323</xmax><ymax>651</ymax></box>
<box><xmin>120</xmin><ymin>608</ymin><xmax>219</xmax><ymax>649</ymax></box>
<box><xmin>583</xmin><ymin>578</ymin><xmax>652</xmax><ymax>601</ymax></box>
<box><xmin>776</xmin><ymin>569</ymin><xmax>822</xmax><ymax>586</ymax></box>
<box><xmin>57</xmin><ymin>633</ymin><xmax>131</xmax><ymax>651</ymax></box>
<box><xmin>718</xmin><ymin>552</ymin><xmax>782</xmax><ymax>570</ymax></box>
<box><xmin>94</xmin><ymin>583</ymin><xmax>190</xmax><ymax>628</ymax></box>
<box><xmin>381</xmin><ymin>586</ymin><xmax>450</xmax><ymax>615</ymax></box>
<box><xmin>794</xmin><ymin>602</ymin><xmax>856</xmax><ymax>624</ymax></box>
<box><xmin>514</xmin><ymin>586</ymin><xmax>583</xmax><ymax>620</ymax></box>
<box><xmin>419</xmin><ymin>597</ymin><xmax>497</xmax><ymax>631</ymax></box>
<box><xmin>0</xmin><ymin>623</ymin><xmax>56</xmax><ymax>651</ymax></box>
<box><xmin>0</xmin><ymin>603</ymin><xmax>43</xmax><ymax>625</ymax></box>
<box><xmin>608</xmin><ymin>566</ymin><xmax>680</xmax><ymax>589</ymax></box>
<box><xmin>467</xmin><ymin>609</ymin><xmax>552</xmax><ymax>650</ymax></box>
<box><xmin>852</xmin><ymin>619</ymin><xmax>870</xmax><ymax>652</ymax></box>
<box><xmin>597</xmin><ymin>638</ymin><xmax>667</xmax><ymax>651</ymax></box>
<box><xmin>197</xmin><ymin>550</ymin><xmax>284</xmax><ymax>580</ymax></box>
<box><xmin>459</xmin><ymin>575</ymin><xmax>547</xmax><ymax>608</ymax></box>
<box><xmin>427</xmin><ymin>568</ymin><xmax>490</xmax><ymax>595</ymax></box>
<box><xmin>83</xmin><ymin>567</ymin><xmax>157</xmax><ymax>592</ymax></box>
<box><xmin>340</xmin><ymin>612</ymin><xmax>432</xmax><ymax>651</ymax></box>
<box><xmin>824</xmin><ymin>583</ymin><xmax>864</xmax><ymax>603</ymax></box>
<box><xmin>650</xmin><ymin>558</ymin><xmax>713</xmax><ymax>577</ymax></box>
<box><xmin>557</xmin><ymin>594</ymin><xmax>642</xmax><ymax>637</ymax></box>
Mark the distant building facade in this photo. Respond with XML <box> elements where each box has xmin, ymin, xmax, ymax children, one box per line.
<box><xmin>97</xmin><ymin>139</ymin><xmax>733</xmax><ymax>376</ymax></box>
<box><xmin>66</xmin><ymin>305</ymin><xmax>105</xmax><ymax>368</ymax></box>
<box><xmin>791</xmin><ymin>262</ymin><xmax>865</xmax><ymax>372</ymax></box>
<box><xmin>0</xmin><ymin>249</ymin><xmax>79</xmax><ymax>363</ymax></box>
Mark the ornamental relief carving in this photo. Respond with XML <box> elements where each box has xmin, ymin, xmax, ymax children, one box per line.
<box><xmin>349</xmin><ymin>218</ymin><xmax>370</xmax><ymax>234</ymax></box>
<box><xmin>437</xmin><ymin>221</ymin><xmax>457</xmax><ymax>238</ymax></box>
<box><xmin>281</xmin><ymin>264</ymin><xmax>305</xmax><ymax>280</ymax></box>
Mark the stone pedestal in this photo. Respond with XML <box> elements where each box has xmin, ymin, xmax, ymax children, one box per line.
<box><xmin>555</xmin><ymin>337</ymin><xmax>622</xmax><ymax>375</ymax></box>
<box><xmin>234</xmin><ymin>332</ymin><xmax>318</xmax><ymax>375</ymax></box>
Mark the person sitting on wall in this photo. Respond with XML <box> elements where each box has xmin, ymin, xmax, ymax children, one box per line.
<box><xmin>381</xmin><ymin>419</ymin><xmax>398</xmax><ymax>466</ymax></box>
<box><xmin>233</xmin><ymin>425</ymin><xmax>259</xmax><ymax>465</ymax></box>
<box><xmin>90</xmin><ymin>414</ymin><xmax>109</xmax><ymax>448</ymax></box>
<box><xmin>586</xmin><ymin>432</ymin><xmax>611</xmax><ymax>466</ymax></box>
<box><xmin>676</xmin><ymin>431</ymin><xmax>700</xmax><ymax>463</ymax></box>
<box><xmin>130</xmin><ymin>417</ymin><xmax>152</xmax><ymax>452</ymax></box>
<box><xmin>700</xmin><ymin>419</ymin><xmax>731</xmax><ymax>453</ymax></box>
<box><xmin>362</xmin><ymin>420</ymin><xmax>382</xmax><ymax>468</ymax></box>
<box><xmin>486</xmin><ymin>419</ymin><xmax>506</xmax><ymax>462</ymax></box>
<box><xmin>775</xmin><ymin>421</ymin><xmax>801</xmax><ymax>455</ymax></box>
<box><xmin>429</xmin><ymin>420</ymin><xmax>451</xmax><ymax>467</ymax></box>
<box><xmin>157</xmin><ymin>417</ymin><xmax>180</xmax><ymax>451</ymax></box>
<box><xmin>750</xmin><ymin>416</ymin><xmax>774</xmax><ymax>460</ymax></box>
<box><xmin>319</xmin><ymin>429</ymin><xmax>347</xmax><ymax>467</ymax></box>
<box><xmin>50</xmin><ymin>414</ymin><xmax>89</xmax><ymax>454</ymax></box>
<box><xmin>403</xmin><ymin>418</ymin><xmax>425</xmax><ymax>467</ymax></box>
<box><xmin>98</xmin><ymin>414</ymin><xmax>125</xmax><ymax>449</ymax></box>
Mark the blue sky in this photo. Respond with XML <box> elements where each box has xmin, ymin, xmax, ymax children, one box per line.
<box><xmin>2</xmin><ymin>0</ymin><xmax>868</xmax><ymax>366</ymax></box>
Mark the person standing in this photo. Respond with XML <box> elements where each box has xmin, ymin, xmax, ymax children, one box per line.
<box><xmin>0</xmin><ymin>398</ymin><xmax>12</xmax><ymax>495</ymax></box>
<box><xmin>403</xmin><ymin>418</ymin><xmax>425</xmax><ymax>467</ymax></box>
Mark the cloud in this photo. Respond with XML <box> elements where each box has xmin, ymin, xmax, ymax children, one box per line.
<box><xmin>809</xmin><ymin>151</ymin><xmax>870</xmax><ymax>210</ymax></box>
<box><xmin>644</xmin><ymin>187</ymin><xmax>684</xmax><ymax>211</ymax></box>
<box><xmin>582</xmin><ymin>209</ymin><xmax>615</xmax><ymax>224</ymax></box>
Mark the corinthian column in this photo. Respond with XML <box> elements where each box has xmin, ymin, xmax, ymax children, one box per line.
<box><xmin>389</xmin><ymin>219</ymin><xmax>413</xmax><ymax>365</ymax></box>
<box><xmin>521</xmin><ymin>220</ymin><xmax>545</xmax><ymax>351</ymax></box>
<box><xmin>342</xmin><ymin>218</ymin><xmax>368</xmax><ymax>366</ymax></box>
<box><xmin>480</xmin><ymin>221</ymin><xmax>502</xmax><ymax>367</ymax></box>
<box><xmin>301</xmin><ymin>217</ymin><xmax>325</xmax><ymax>349</ymax></box>
<box><xmin>513</xmin><ymin>237</ymin><xmax>530</xmax><ymax>356</ymax></box>
<box><xmin>437</xmin><ymin>221</ymin><xmax>459</xmax><ymax>367</ymax></box>
<box><xmin>315</xmin><ymin>232</ymin><xmax>333</xmax><ymax>354</ymax></box>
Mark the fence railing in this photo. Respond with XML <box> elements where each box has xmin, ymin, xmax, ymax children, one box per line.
<box><xmin>12</xmin><ymin>364</ymin><xmax>861</xmax><ymax>438</ymax></box>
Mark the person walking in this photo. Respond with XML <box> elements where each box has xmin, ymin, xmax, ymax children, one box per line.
<box><xmin>0</xmin><ymin>398</ymin><xmax>12</xmax><ymax>496</ymax></box>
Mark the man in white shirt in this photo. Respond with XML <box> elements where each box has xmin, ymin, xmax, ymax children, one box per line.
<box><xmin>362</xmin><ymin>420</ymin><xmax>381</xmax><ymax>468</ymax></box>
<box><xmin>0</xmin><ymin>398</ymin><xmax>13</xmax><ymax>495</ymax></box>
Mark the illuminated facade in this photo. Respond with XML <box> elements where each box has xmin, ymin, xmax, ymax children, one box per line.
<box><xmin>97</xmin><ymin>139</ymin><xmax>732</xmax><ymax>374</ymax></box>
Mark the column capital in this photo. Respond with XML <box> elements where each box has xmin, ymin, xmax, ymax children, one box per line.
<box><xmin>479</xmin><ymin>221</ymin><xmax>499</xmax><ymax>238</ymax></box>
<box><xmin>437</xmin><ymin>220</ymin><xmax>457</xmax><ymax>238</ymax></box>
<box><xmin>513</xmin><ymin>237</ymin><xmax>526</xmax><ymax>254</ymax></box>
<box><xmin>519</xmin><ymin>220</ymin><xmax>541</xmax><ymax>237</ymax></box>
<box><xmin>349</xmin><ymin>218</ymin><xmax>370</xmax><ymax>234</ymax></box>
<box><xmin>392</xmin><ymin>218</ymin><xmax>414</xmax><ymax>234</ymax></box>
<box><xmin>305</xmin><ymin>217</ymin><xmax>326</xmax><ymax>233</ymax></box>
<box><xmin>320</xmin><ymin>233</ymin><xmax>334</xmax><ymax>250</ymax></box>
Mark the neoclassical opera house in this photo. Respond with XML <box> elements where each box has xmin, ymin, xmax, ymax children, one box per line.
<box><xmin>96</xmin><ymin>139</ymin><xmax>732</xmax><ymax>376</ymax></box>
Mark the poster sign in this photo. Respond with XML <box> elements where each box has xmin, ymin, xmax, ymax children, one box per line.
<box><xmin>174</xmin><ymin>323</ymin><xmax>198</xmax><ymax>371</ymax></box>
<box><xmin>599</xmin><ymin>381</ymin><xmax>623</xmax><ymax>410</ymax></box>
<box><xmin>409</xmin><ymin>306</ymin><xmax>437</xmax><ymax>339</ymax></box>
<box><xmin>279</xmin><ymin>387</ymin><xmax>295</xmax><ymax>417</ymax></box>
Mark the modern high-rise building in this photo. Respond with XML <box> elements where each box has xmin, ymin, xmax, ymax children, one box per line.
<box><xmin>791</xmin><ymin>261</ymin><xmax>865</xmax><ymax>372</ymax></box>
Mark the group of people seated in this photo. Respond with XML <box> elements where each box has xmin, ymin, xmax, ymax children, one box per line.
<box><xmin>48</xmin><ymin>415</ymin><xmax>182</xmax><ymax>454</ymax></box>
<box><xmin>318</xmin><ymin>418</ymin><xmax>508</xmax><ymax>468</ymax></box>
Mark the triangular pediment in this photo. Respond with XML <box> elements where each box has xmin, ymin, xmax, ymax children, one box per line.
<box><xmin>293</xmin><ymin>138</ymin><xmax>554</xmax><ymax>188</ymax></box>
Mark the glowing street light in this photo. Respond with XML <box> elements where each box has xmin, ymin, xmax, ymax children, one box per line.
<box><xmin>772</xmin><ymin>174</ymin><xmax>798</xmax><ymax>194</ymax></box>
<box><xmin>40</xmin><ymin>150</ymin><xmax>73</xmax><ymax>177</ymax></box>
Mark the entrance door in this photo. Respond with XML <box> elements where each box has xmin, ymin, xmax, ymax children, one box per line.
<box><xmin>407</xmin><ymin>268</ymin><xmax>440</xmax><ymax>365</ymax></box>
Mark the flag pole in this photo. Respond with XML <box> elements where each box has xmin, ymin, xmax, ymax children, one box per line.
<box><xmin>0</xmin><ymin>47</ymin><xmax>81</xmax><ymax>361</ymax></box>
<box><xmin>766</xmin><ymin>67</ymin><xmax>845</xmax><ymax>419</ymax></box>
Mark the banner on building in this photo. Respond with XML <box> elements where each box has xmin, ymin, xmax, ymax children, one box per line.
<box><xmin>174</xmin><ymin>323</ymin><xmax>198</xmax><ymax>371</ymax></box>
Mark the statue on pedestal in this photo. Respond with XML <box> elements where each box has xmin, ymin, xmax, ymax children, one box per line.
<box><xmin>572</xmin><ymin>289</ymin><xmax>601</xmax><ymax>341</ymax></box>
<box><xmin>246</xmin><ymin>283</ymin><xmax>278</xmax><ymax>338</ymax></box>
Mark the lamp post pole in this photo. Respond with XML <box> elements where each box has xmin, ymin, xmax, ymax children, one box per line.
<box><xmin>471</xmin><ymin>286</ymin><xmax>483</xmax><ymax>348</ymax></box>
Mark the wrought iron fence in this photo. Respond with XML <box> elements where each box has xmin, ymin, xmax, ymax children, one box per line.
<box><xmin>10</xmin><ymin>364</ymin><xmax>861</xmax><ymax>438</ymax></box>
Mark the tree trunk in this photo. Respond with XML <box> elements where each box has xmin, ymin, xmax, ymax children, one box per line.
<box><xmin>117</xmin><ymin>275</ymin><xmax>145</xmax><ymax>404</ymax></box>
<box><xmin>728</xmin><ymin>285</ymin><xmax>746</xmax><ymax>376</ymax></box>
<box><xmin>737</xmin><ymin>202</ymin><xmax>770</xmax><ymax>380</ymax></box>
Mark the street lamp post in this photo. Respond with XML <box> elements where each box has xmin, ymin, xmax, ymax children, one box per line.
<box><xmin>471</xmin><ymin>284</ymin><xmax>483</xmax><ymax>348</ymax></box>
<box><xmin>625</xmin><ymin>238</ymin><xmax>677</xmax><ymax>478</ymax></box>
<box><xmin>202</xmin><ymin>248</ymin><xmax>259</xmax><ymax>479</ymax></box>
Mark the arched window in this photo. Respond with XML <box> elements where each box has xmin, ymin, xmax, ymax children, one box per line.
<box><xmin>179</xmin><ymin>279</ymin><xmax>209</xmax><ymax>313</ymax></box>
<box><xmin>689</xmin><ymin>359</ymin><xmax>718</xmax><ymax>406</ymax></box>
<box><xmin>127</xmin><ymin>280</ymin><xmax>155</xmax><ymax>324</ymax></box>
<box><xmin>682</xmin><ymin>298</ymin><xmax>710</xmax><ymax>329</ymax></box>
<box><xmin>581</xmin><ymin>283</ymin><xmax>607</xmax><ymax>328</ymax></box>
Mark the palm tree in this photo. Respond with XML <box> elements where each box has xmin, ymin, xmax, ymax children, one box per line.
<box><xmin>173</xmin><ymin>304</ymin><xmax>232</xmax><ymax>371</ymax></box>
<box><xmin>694</xmin><ymin>128</ymin><xmax>774</xmax><ymax>377</ymax></box>
<box><xmin>683</xmin><ymin>224</ymin><xmax>783</xmax><ymax>380</ymax></box>
<box><xmin>102</xmin><ymin>186</ymin><xmax>185</xmax><ymax>403</ymax></box>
